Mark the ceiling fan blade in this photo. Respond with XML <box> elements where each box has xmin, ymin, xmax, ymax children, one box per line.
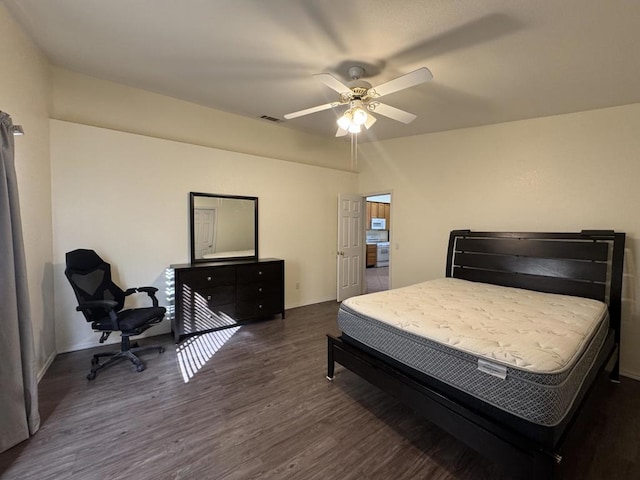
<box><xmin>335</xmin><ymin>127</ymin><xmax>348</xmax><ymax>137</ymax></box>
<box><xmin>367</xmin><ymin>67</ymin><xmax>432</xmax><ymax>99</ymax></box>
<box><xmin>284</xmin><ymin>102</ymin><xmax>337</xmax><ymax>120</ymax></box>
<box><xmin>371</xmin><ymin>103</ymin><xmax>417</xmax><ymax>124</ymax></box>
<box><xmin>314</xmin><ymin>73</ymin><xmax>351</xmax><ymax>94</ymax></box>
<box><xmin>364</xmin><ymin>113</ymin><xmax>377</xmax><ymax>129</ymax></box>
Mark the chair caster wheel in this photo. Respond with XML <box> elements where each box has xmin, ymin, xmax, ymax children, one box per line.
<box><xmin>159</xmin><ymin>347</ymin><xmax>165</xmax><ymax>354</ymax></box>
<box><xmin>91</xmin><ymin>357</ymin><xmax>99</xmax><ymax>365</ymax></box>
<box><xmin>136</xmin><ymin>364</ymin><xmax>145</xmax><ymax>372</ymax></box>
<box><xmin>87</xmin><ymin>372</ymin><xmax>97</xmax><ymax>381</ymax></box>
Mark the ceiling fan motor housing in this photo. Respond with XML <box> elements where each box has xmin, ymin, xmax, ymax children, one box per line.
<box><xmin>348</xmin><ymin>65</ymin><xmax>365</xmax><ymax>80</ymax></box>
<box><xmin>350</xmin><ymin>86</ymin><xmax>369</xmax><ymax>97</ymax></box>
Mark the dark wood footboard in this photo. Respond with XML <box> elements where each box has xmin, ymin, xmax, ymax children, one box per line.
<box><xmin>328</xmin><ymin>332</ymin><xmax>618</xmax><ymax>479</ymax></box>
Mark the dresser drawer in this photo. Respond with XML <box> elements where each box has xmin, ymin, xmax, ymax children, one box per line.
<box><xmin>178</xmin><ymin>266</ymin><xmax>236</xmax><ymax>288</ymax></box>
<box><xmin>236</xmin><ymin>262</ymin><xmax>282</xmax><ymax>284</ymax></box>
<box><xmin>236</xmin><ymin>298</ymin><xmax>282</xmax><ymax>320</ymax></box>
<box><xmin>236</xmin><ymin>283</ymin><xmax>280</xmax><ymax>301</ymax></box>
<box><xmin>193</xmin><ymin>285</ymin><xmax>235</xmax><ymax>307</ymax></box>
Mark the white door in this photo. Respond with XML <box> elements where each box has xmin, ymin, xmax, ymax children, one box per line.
<box><xmin>337</xmin><ymin>194</ymin><xmax>364</xmax><ymax>302</ymax></box>
<box><xmin>194</xmin><ymin>208</ymin><xmax>216</xmax><ymax>257</ymax></box>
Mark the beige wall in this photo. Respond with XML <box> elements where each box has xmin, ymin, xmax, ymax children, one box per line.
<box><xmin>51</xmin><ymin>120</ymin><xmax>357</xmax><ymax>352</ymax></box>
<box><xmin>358</xmin><ymin>103</ymin><xmax>640</xmax><ymax>379</ymax></box>
<box><xmin>0</xmin><ymin>5</ymin><xmax>54</xmax><ymax>378</ymax></box>
<box><xmin>52</xmin><ymin>67</ymin><xmax>352</xmax><ymax>171</ymax></box>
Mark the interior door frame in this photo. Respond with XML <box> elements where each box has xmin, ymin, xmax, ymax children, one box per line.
<box><xmin>336</xmin><ymin>189</ymin><xmax>393</xmax><ymax>301</ymax></box>
<box><xmin>363</xmin><ymin>189</ymin><xmax>393</xmax><ymax>291</ymax></box>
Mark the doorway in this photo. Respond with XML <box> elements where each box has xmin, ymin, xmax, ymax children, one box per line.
<box><xmin>365</xmin><ymin>193</ymin><xmax>391</xmax><ymax>293</ymax></box>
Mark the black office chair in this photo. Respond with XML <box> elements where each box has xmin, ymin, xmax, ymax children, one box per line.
<box><xmin>65</xmin><ymin>249</ymin><xmax>166</xmax><ymax>380</ymax></box>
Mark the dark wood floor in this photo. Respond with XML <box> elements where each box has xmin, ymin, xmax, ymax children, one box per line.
<box><xmin>1</xmin><ymin>301</ymin><xmax>639</xmax><ymax>480</ymax></box>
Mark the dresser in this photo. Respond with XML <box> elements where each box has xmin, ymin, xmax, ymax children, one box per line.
<box><xmin>171</xmin><ymin>258</ymin><xmax>284</xmax><ymax>342</ymax></box>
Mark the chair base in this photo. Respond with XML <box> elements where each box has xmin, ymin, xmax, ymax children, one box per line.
<box><xmin>87</xmin><ymin>343</ymin><xmax>165</xmax><ymax>380</ymax></box>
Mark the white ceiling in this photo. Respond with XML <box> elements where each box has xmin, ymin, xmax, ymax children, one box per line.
<box><xmin>4</xmin><ymin>0</ymin><xmax>640</xmax><ymax>142</ymax></box>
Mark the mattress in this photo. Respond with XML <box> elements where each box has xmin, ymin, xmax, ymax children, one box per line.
<box><xmin>338</xmin><ymin>278</ymin><xmax>609</xmax><ymax>426</ymax></box>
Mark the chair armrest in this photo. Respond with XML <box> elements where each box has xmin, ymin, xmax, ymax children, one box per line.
<box><xmin>124</xmin><ymin>288</ymin><xmax>137</xmax><ymax>296</ymax></box>
<box><xmin>136</xmin><ymin>286</ymin><xmax>158</xmax><ymax>294</ymax></box>
<box><xmin>136</xmin><ymin>286</ymin><xmax>160</xmax><ymax>307</ymax></box>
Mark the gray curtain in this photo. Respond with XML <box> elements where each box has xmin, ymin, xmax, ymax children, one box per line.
<box><xmin>0</xmin><ymin>111</ymin><xmax>40</xmax><ymax>453</ymax></box>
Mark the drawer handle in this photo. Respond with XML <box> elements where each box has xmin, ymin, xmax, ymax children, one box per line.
<box><xmin>207</xmin><ymin>295</ymin><xmax>212</xmax><ymax>300</ymax></box>
<box><xmin>258</xmin><ymin>271</ymin><xmax>263</xmax><ymax>275</ymax></box>
<box><xmin>258</xmin><ymin>304</ymin><xmax>263</xmax><ymax>309</ymax></box>
<box><xmin>258</xmin><ymin>287</ymin><xmax>263</xmax><ymax>292</ymax></box>
<box><xmin>207</xmin><ymin>276</ymin><xmax>212</xmax><ymax>281</ymax></box>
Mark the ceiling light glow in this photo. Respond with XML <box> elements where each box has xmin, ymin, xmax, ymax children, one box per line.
<box><xmin>352</xmin><ymin>108</ymin><xmax>367</xmax><ymax>125</ymax></box>
<box><xmin>337</xmin><ymin>113</ymin><xmax>352</xmax><ymax>130</ymax></box>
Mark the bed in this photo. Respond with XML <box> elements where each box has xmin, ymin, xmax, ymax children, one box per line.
<box><xmin>327</xmin><ymin>230</ymin><xmax>625</xmax><ymax>479</ymax></box>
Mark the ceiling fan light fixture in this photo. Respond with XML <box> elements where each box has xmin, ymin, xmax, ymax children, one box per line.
<box><xmin>352</xmin><ymin>107</ymin><xmax>368</xmax><ymax>125</ymax></box>
<box><xmin>348</xmin><ymin>123</ymin><xmax>361</xmax><ymax>134</ymax></box>
<box><xmin>337</xmin><ymin>113</ymin><xmax>352</xmax><ymax>130</ymax></box>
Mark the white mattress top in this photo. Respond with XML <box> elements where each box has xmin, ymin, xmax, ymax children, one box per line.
<box><xmin>342</xmin><ymin>278</ymin><xmax>608</xmax><ymax>374</ymax></box>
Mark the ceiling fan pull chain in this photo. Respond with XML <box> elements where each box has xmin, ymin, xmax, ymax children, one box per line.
<box><xmin>351</xmin><ymin>133</ymin><xmax>358</xmax><ymax>171</ymax></box>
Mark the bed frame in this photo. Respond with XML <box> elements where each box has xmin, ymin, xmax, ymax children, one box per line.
<box><xmin>327</xmin><ymin>230</ymin><xmax>625</xmax><ymax>479</ymax></box>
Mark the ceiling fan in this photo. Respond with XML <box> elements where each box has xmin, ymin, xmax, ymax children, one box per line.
<box><xmin>284</xmin><ymin>65</ymin><xmax>433</xmax><ymax>137</ymax></box>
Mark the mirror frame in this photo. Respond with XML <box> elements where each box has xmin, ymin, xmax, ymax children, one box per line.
<box><xmin>189</xmin><ymin>192</ymin><xmax>259</xmax><ymax>264</ymax></box>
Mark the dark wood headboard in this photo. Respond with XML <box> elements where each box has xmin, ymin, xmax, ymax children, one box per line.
<box><xmin>446</xmin><ymin>230</ymin><xmax>625</xmax><ymax>342</ymax></box>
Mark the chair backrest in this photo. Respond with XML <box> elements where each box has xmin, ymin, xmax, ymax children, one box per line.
<box><xmin>65</xmin><ymin>249</ymin><xmax>126</xmax><ymax>323</ymax></box>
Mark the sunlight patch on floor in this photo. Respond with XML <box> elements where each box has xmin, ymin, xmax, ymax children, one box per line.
<box><xmin>176</xmin><ymin>327</ymin><xmax>240</xmax><ymax>383</ymax></box>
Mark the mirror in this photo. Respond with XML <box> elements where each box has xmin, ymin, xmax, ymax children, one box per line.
<box><xmin>190</xmin><ymin>192</ymin><xmax>258</xmax><ymax>263</ymax></box>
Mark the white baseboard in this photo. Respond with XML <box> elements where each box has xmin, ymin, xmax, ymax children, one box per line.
<box><xmin>621</xmin><ymin>369</ymin><xmax>640</xmax><ymax>381</ymax></box>
<box><xmin>37</xmin><ymin>350</ymin><xmax>57</xmax><ymax>383</ymax></box>
<box><xmin>56</xmin><ymin>323</ymin><xmax>172</xmax><ymax>354</ymax></box>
